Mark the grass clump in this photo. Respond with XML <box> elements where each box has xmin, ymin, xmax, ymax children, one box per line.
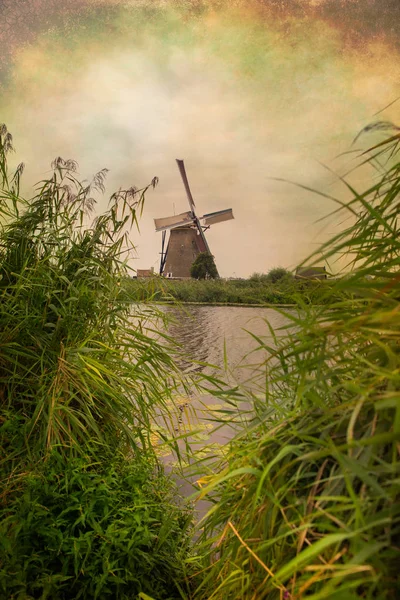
<box><xmin>196</xmin><ymin>400</ymin><xmax>398</xmax><ymax>599</ymax></box>
<box><xmin>194</xmin><ymin>124</ymin><xmax>400</xmax><ymax>599</ymax></box>
<box><xmin>0</xmin><ymin>452</ymin><xmax>193</xmax><ymax>600</ymax></box>
<box><xmin>0</xmin><ymin>124</ymin><xmax>195</xmax><ymax>599</ymax></box>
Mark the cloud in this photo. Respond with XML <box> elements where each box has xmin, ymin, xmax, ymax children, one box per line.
<box><xmin>1</xmin><ymin>0</ymin><xmax>399</xmax><ymax>275</ymax></box>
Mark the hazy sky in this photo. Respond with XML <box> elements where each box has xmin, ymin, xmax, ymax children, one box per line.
<box><xmin>1</xmin><ymin>0</ymin><xmax>399</xmax><ymax>276</ymax></box>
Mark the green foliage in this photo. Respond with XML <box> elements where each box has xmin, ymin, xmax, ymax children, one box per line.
<box><xmin>194</xmin><ymin>125</ymin><xmax>400</xmax><ymax>599</ymax></box>
<box><xmin>250</xmin><ymin>267</ymin><xmax>293</xmax><ymax>283</ymax></box>
<box><xmin>266</xmin><ymin>266</ymin><xmax>292</xmax><ymax>282</ymax></box>
<box><xmin>3</xmin><ymin>119</ymin><xmax>400</xmax><ymax>600</ymax></box>
<box><xmin>124</xmin><ymin>275</ymin><xmax>344</xmax><ymax>306</ymax></box>
<box><xmin>196</xmin><ymin>401</ymin><xmax>399</xmax><ymax>599</ymax></box>
<box><xmin>190</xmin><ymin>252</ymin><xmax>218</xmax><ymax>280</ymax></box>
<box><xmin>0</xmin><ymin>452</ymin><xmax>194</xmax><ymax>600</ymax></box>
<box><xmin>0</xmin><ymin>124</ymin><xmax>184</xmax><ymax>463</ymax></box>
<box><xmin>248</xmin><ymin>271</ymin><xmax>269</xmax><ymax>282</ymax></box>
<box><xmin>0</xmin><ymin>125</ymin><xmax>195</xmax><ymax>600</ymax></box>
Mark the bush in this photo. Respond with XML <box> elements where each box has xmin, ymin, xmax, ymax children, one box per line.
<box><xmin>250</xmin><ymin>267</ymin><xmax>292</xmax><ymax>283</ymax></box>
<box><xmin>0</xmin><ymin>452</ymin><xmax>194</xmax><ymax>599</ymax></box>
<box><xmin>266</xmin><ymin>266</ymin><xmax>292</xmax><ymax>283</ymax></box>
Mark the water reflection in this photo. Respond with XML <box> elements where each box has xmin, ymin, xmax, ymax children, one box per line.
<box><xmin>150</xmin><ymin>305</ymin><xmax>291</xmax><ymax>519</ymax></box>
<box><xmin>155</xmin><ymin>305</ymin><xmax>290</xmax><ymax>445</ymax></box>
<box><xmin>163</xmin><ymin>306</ymin><xmax>214</xmax><ymax>374</ymax></box>
<box><xmin>164</xmin><ymin>305</ymin><xmax>287</xmax><ymax>382</ymax></box>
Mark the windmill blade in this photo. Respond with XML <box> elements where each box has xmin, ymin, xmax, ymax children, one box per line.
<box><xmin>193</xmin><ymin>218</ymin><xmax>219</xmax><ymax>277</ymax></box>
<box><xmin>194</xmin><ymin>218</ymin><xmax>211</xmax><ymax>254</ymax></box>
<box><xmin>176</xmin><ymin>159</ymin><xmax>196</xmax><ymax>214</ymax></box>
<box><xmin>200</xmin><ymin>208</ymin><xmax>234</xmax><ymax>226</ymax></box>
<box><xmin>154</xmin><ymin>211</ymin><xmax>194</xmax><ymax>232</ymax></box>
<box><xmin>159</xmin><ymin>230</ymin><xmax>167</xmax><ymax>275</ymax></box>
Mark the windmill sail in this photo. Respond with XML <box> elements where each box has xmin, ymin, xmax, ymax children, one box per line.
<box><xmin>176</xmin><ymin>159</ymin><xmax>196</xmax><ymax>212</ymax></box>
<box><xmin>194</xmin><ymin>216</ymin><xmax>211</xmax><ymax>254</ymax></box>
<box><xmin>201</xmin><ymin>209</ymin><xmax>234</xmax><ymax>226</ymax></box>
<box><xmin>159</xmin><ymin>230</ymin><xmax>167</xmax><ymax>275</ymax></box>
<box><xmin>154</xmin><ymin>211</ymin><xmax>194</xmax><ymax>232</ymax></box>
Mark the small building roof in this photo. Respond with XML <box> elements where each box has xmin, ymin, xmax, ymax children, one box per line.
<box><xmin>137</xmin><ymin>268</ymin><xmax>154</xmax><ymax>278</ymax></box>
<box><xmin>295</xmin><ymin>266</ymin><xmax>327</xmax><ymax>279</ymax></box>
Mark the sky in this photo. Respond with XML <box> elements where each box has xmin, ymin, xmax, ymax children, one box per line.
<box><xmin>1</xmin><ymin>0</ymin><xmax>399</xmax><ymax>277</ymax></box>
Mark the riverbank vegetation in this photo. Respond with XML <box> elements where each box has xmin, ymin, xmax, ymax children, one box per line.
<box><xmin>0</xmin><ymin>125</ymin><xmax>196</xmax><ymax>599</ymax></box>
<box><xmin>1</xmin><ymin>121</ymin><xmax>399</xmax><ymax>600</ymax></box>
<box><xmin>194</xmin><ymin>123</ymin><xmax>400</xmax><ymax>599</ymax></box>
<box><xmin>123</xmin><ymin>272</ymin><xmax>346</xmax><ymax>306</ymax></box>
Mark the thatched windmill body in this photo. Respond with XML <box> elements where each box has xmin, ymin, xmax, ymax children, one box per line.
<box><xmin>154</xmin><ymin>160</ymin><xmax>234</xmax><ymax>278</ymax></box>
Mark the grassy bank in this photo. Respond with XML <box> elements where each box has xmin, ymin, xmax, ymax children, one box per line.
<box><xmin>123</xmin><ymin>275</ymin><xmax>347</xmax><ymax>306</ymax></box>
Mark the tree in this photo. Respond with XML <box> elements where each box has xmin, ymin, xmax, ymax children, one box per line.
<box><xmin>266</xmin><ymin>267</ymin><xmax>292</xmax><ymax>283</ymax></box>
<box><xmin>249</xmin><ymin>268</ymin><xmax>292</xmax><ymax>283</ymax></box>
<box><xmin>190</xmin><ymin>252</ymin><xmax>218</xmax><ymax>280</ymax></box>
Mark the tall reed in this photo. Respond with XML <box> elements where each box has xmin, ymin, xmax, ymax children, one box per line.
<box><xmin>0</xmin><ymin>125</ymin><xmax>187</xmax><ymax>463</ymax></box>
<box><xmin>194</xmin><ymin>124</ymin><xmax>400</xmax><ymax>599</ymax></box>
<box><xmin>0</xmin><ymin>125</ymin><xmax>196</xmax><ymax>599</ymax></box>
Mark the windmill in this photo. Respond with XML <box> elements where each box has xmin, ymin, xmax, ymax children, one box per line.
<box><xmin>154</xmin><ymin>160</ymin><xmax>234</xmax><ymax>278</ymax></box>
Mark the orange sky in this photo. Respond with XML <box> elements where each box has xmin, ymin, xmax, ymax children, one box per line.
<box><xmin>1</xmin><ymin>0</ymin><xmax>399</xmax><ymax>276</ymax></box>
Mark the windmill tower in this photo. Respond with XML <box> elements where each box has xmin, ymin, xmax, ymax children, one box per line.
<box><xmin>154</xmin><ymin>160</ymin><xmax>234</xmax><ymax>278</ymax></box>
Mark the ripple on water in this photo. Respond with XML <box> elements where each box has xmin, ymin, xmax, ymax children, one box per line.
<box><xmin>145</xmin><ymin>305</ymin><xmax>292</xmax><ymax>519</ymax></box>
<box><xmin>164</xmin><ymin>305</ymin><xmax>289</xmax><ymax>378</ymax></box>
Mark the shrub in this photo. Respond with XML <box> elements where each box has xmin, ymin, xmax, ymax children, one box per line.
<box><xmin>0</xmin><ymin>452</ymin><xmax>194</xmax><ymax>599</ymax></box>
<box><xmin>249</xmin><ymin>268</ymin><xmax>293</xmax><ymax>283</ymax></box>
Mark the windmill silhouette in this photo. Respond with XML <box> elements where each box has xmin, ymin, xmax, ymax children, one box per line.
<box><xmin>154</xmin><ymin>160</ymin><xmax>234</xmax><ymax>278</ymax></box>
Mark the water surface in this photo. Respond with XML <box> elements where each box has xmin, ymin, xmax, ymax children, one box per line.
<box><xmin>152</xmin><ymin>305</ymin><xmax>290</xmax><ymax>516</ymax></box>
<box><xmin>164</xmin><ymin>305</ymin><xmax>288</xmax><ymax>378</ymax></box>
<box><xmin>152</xmin><ymin>305</ymin><xmax>289</xmax><ymax>455</ymax></box>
